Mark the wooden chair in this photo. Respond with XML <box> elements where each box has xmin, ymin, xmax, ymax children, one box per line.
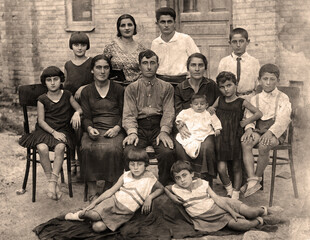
<box><xmin>17</xmin><ymin>84</ymin><xmax>73</xmax><ymax>202</ymax></box>
<box><xmin>255</xmin><ymin>86</ymin><xmax>299</xmax><ymax>206</ymax></box>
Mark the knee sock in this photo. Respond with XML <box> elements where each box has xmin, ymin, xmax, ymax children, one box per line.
<box><xmin>224</xmin><ymin>182</ymin><xmax>233</xmax><ymax>197</ymax></box>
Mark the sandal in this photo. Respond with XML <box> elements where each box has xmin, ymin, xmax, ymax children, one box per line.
<box><xmin>244</xmin><ymin>181</ymin><xmax>262</xmax><ymax>198</ymax></box>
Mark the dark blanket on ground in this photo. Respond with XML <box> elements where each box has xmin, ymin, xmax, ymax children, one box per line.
<box><xmin>33</xmin><ymin>195</ymin><xmax>272</xmax><ymax>240</ymax></box>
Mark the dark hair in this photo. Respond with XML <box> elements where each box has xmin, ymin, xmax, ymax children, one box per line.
<box><xmin>138</xmin><ymin>49</ymin><xmax>159</xmax><ymax>65</ymax></box>
<box><xmin>229</xmin><ymin>28</ymin><xmax>249</xmax><ymax>41</ymax></box>
<box><xmin>186</xmin><ymin>53</ymin><xmax>208</xmax><ymax>70</ymax></box>
<box><xmin>259</xmin><ymin>64</ymin><xmax>280</xmax><ymax>79</ymax></box>
<box><xmin>216</xmin><ymin>71</ymin><xmax>238</xmax><ymax>85</ymax></box>
<box><xmin>156</xmin><ymin>7</ymin><xmax>176</xmax><ymax>21</ymax></box>
<box><xmin>170</xmin><ymin>160</ymin><xmax>193</xmax><ymax>179</ymax></box>
<box><xmin>69</xmin><ymin>31</ymin><xmax>90</xmax><ymax>50</ymax></box>
<box><xmin>191</xmin><ymin>94</ymin><xmax>207</xmax><ymax>103</ymax></box>
<box><xmin>40</xmin><ymin>66</ymin><xmax>65</xmax><ymax>86</ymax></box>
<box><xmin>116</xmin><ymin>14</ymin><xmax>137</xmax><ymax>37</ymax></box>
<box><xmin>126</xmin><ymin>148</ymin><xmax>149</xmax><ymax>166</ymax></box>
<box><xmin>91</xmin><ymin>54</ymin><xmax>112</xmax><ymax>70</ymax></box>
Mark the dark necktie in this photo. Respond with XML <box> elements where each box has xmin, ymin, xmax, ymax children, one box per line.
<box><xmin>236</xmin><ymin>57</ymin><xmax>241</xmax><ymax>82</ymax></box>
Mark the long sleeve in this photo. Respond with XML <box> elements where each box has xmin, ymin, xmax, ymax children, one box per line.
<box><xmin>122</xmin><ymin>84</ymin><xmax>139</xmax><ymax>135</ymax></box>
<box><xmin>80</xmin><ymin>87</ymin><xmax>93</xmax><ymax>130</ymax></box>
<box><xmin>210</xmin><ymin>114</ymin><xmax>222</xmax><ymax>131</ymax></box>
<box><xmin>160</xmin><ymin>84</ymin><xmax>175</xmax><ymax>133</ymax></box>
<box><xmin>186</xmin><ymin>35</ymin><xmax>200</xmax><ymax>55</ymax></box>
<box><xmin>269</xmin><ymin>94</ymin><xmax>291</xmax><ymax>138</ymax></box>
<box><xmin>174</xmin><ymin>85</ymin><xmax>184</xmax><ymax>115</ymax></box>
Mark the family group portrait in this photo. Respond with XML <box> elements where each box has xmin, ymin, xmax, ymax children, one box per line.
<box><xmin>0</xmin><ymin>0</ymin><xmax>309</xmax><ymax>239</ymax></box>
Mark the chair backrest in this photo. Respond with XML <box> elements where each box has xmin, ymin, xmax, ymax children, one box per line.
<box><xmin>18</xmin><ymin>84</ymin><xmax>47</xmax><ymax>107</ymax></box>
<box><xmin>18</xmin><ymin>84</ymin><xmax>47</xmax><ymax>134</ymax></box>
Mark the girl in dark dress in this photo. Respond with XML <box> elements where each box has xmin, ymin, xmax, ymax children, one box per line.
<box><xmin>19</xmin><ymin>66</ymin><xmax>83</xmax><ymax>200</ymax></box>
<box><xmin>213</xmin><ymin>71</ymin><xmax>262</xmax><ymax>199</ymax></box>
<box><xmin>80</xmin><ymin>54</ymin><xmax>125</xmax><ymax>201</ymax></box>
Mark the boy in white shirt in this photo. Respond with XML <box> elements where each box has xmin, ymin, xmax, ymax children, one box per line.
<box><xmin>218</xmin><ymin>28</ymin><xmax>260</xmax><ymax>100</ymax></box>
<box><xmin>241</xmin><ymin>64</ymin><xmax>291</xmax><ymax>197</ymax></box>
<box><xmin>151</xmin><ymin>7</ymin><xmax>199</xmax><ymax>85</ymax></box>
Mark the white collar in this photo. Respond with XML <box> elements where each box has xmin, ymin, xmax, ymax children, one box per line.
<box><xmin>261</xmin><ymin>87</ymin><xmax>279</xmax><ymax>98</ymax></box>
<box><xmin>231</xmin><ymin>52</ymin><xmax>249</xmax><ymax>61</ymax></box>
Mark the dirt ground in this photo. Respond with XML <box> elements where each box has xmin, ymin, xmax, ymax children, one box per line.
<box><xmin>0</xmin><ymin>105</ymin><xmax>310</xmax><ymax>240</ymax></box>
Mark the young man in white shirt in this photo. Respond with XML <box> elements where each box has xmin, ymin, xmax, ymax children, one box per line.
<box><xmin>151</xmin><ymin>7</ymin><xmax>200</xmax><ymax>86</ymax></box>
<box><xmin>241</xmin><ymin>64</ymin><xmax>291</xmax><ymax>197</ymax></box>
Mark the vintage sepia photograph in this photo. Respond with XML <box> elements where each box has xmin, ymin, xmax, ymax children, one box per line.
<box><xmin>0</xmin><ymin>0</ymin><xmax>309</xmax><ymax>239</ymax></box>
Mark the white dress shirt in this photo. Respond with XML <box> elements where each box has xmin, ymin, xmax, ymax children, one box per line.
<box><xmin>218</xmin><ymin>52</ymin><xmax>260</xmax><ymax>94</ymax></box>
<box><xmin>245</xmin><ymin>88</ymin><xmax>291</xmax><ymax>138</ymax></box>
<box><xmin>151</xmin><ymin>31</ymin><xmax>200</xmax><ymax>76</ymax></box>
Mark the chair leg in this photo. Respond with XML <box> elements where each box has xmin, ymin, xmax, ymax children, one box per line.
<box><xmin>60</xmin><ymin>168</ymin><xmax>65</xmax><ymax>183</ymax></box>
<box><xmin>66</xmin><ymin>148</ymin><xmax>73</xmax><ymax>198</ymax></box>
<box><xmin>289</xmin><ymin>148</ymin><xmax>299</xmax><ymax>198</ymax></box>
<box><xmin>22</xmin><ymin>149</ymin><xmax>31</xmax><ymax>191</ymax></box>
<box><xmin>84</xmin><ymin>182</ymin><xmax>88</xmax><ymax>202</ymax></box>
<box><xmin>32</xmin><ymin>148</ymin><xmax>37</xmax><ymax>202</ymax></box>
<box><xmin>269</xmin><ymin>150</ymin><xmax>277</xmax><ymax>207</ymax></box>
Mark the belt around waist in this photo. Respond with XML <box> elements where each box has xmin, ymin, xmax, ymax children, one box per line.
<box><xmin>237</xmin><ymin>90</ymin><xmax>255</xmax><ymax>96</ymax></box>
<box><xmin>156</xmin><ymin>74</ymin><xmax>187</xmax><ymax>83</ymax></box>
<box><xmin>138</xmin><ymin>115</ymin><xmax>162</xmax><ymax>122</ymax></box>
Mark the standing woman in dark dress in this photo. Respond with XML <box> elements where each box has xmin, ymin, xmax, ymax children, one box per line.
<box><xmin>174</xmin><ymin>53</ymin><xmax>220</xmax><ymax>183</ymax></box>
<box><xmin>80</xmin><ymin>54</ymin><xmax>125</xmax><ymax>201</ymax></box>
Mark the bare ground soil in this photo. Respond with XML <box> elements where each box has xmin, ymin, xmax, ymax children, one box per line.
<box><xmin>0</xmin><ymin>105</ymin><xmax>309</xmax><ymax>240</ymax></box>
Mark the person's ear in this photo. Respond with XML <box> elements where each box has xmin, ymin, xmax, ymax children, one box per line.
<box><xmin>191</xmin><ymin>172</ymin><xmax>194</xmax><ymax>178</ymax></box>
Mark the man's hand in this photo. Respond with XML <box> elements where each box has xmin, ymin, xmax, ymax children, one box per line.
<box><xmin>156</xmin><ymin>131</ymin><xmax>174</xmax><ymax>149</ymax></box>
<box><xmin>123</xmin><ymin>133</ymin><xmax>139</xmax><ymax>148</ymax></box>
<box><xmin>259</xmin><ymin>130</ymin><xmax>274</xmax><ymax>146</ymax></box>
<box><xmin>241</xmin><ymin>128</ymin><xmax>255</xmax><ymax>143</ymax></box>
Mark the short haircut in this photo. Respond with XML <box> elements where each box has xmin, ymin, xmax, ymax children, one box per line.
<box><xmin>138</xmin><ymin>49</ymin><xmax>159</xmax><ymax>65</ymax></box>
<box><xmin>216</xmin><ymin>71</ymin><xmax>238</xmax><ymax>85</ymax></box>
<box><xmin>186</xmin><ymin>53</ymin><xmax>208</xmax><ymax>70</ymax></box>
<box><xmin>156</xmin><ymin>7</ymin><xmax>176</xmax><ymax>21</ymax></box>
<box><xmin>91</xmin><ymin>54</ymin><xmax>112</xmax><ymax>70</ymax></box>
<box><xmin>116</xmin><ymin>14</ymin><xmax>137</xmax><ymax>37</ymax></box>
<box><xmin>191</xmin><ymin>94</ymin><xmax>207</xmax><ymax>103</ymax></box>
<box><xmin>229</xmin><ymin>28</ymin><xmax>248</xmax><ymax>41</ymax></box>
<box><xmin>40</xmin><ymin>66</ymin><xmax>65</xmax><ymax>86</ymax></box>
<box><xmin>126</xmin><ymin>147</ymin><xmax>149</xmax><ymax>166</ymax></box>
<box><xmin>170</xmin><ymin>160</ymin><xmax>193</xmax><ymax>179</ymax></box>
<box><xmin>259</xmin><ymin>64</ymin><xmax>280</xmax><ymax>79</ymax></box>
<box><xmin>69</xmin><ymin>31</ymin><xmax>90</xmax><ymax>50</ymax></box>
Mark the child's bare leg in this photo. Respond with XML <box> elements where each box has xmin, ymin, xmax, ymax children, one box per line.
<box><xmin>239</xmin><ymin>204</ymin><xmax>265</xmax><ymax>219</ymax></box>
<box><xmin>232</xmin><ymin>159</ymin><xmax>242</xmax><ymax>191</ymax></box>
<box><xmin>37</xmin><ymin>143</ymin><xmax>56</xmax><ymax>199</ymax></box>
<box><xmin>218</xmin><ymin>161</ymin><xmax>233</xmax><ymax>196</ymax></box>
<box><xmin>255</xmin><ymin>137</ymin><xmax>278</xmax><ymax>177</ymax></box>
<box><xmin>92</xmin><ymin>221</ymin><xmax>107</xmax><ymax>232</ymax></box>
<box><xmin>37</xmin><ymin>143</ymin><xmax>52</xmax><ymax>175</ymax></box>
<box><xmin>241</xmin><ymin>134</ymin><xmax>260</xmax><ymax>189</ymax></box>
<box><xmin>53</xmin><ymin>143</ymin><xmax>66</xmax><ymax>199</ymax></box>
<box><xmin>227</xmin><ymin>218</ymin><xmax>261</xmax><ymax>231</ymax></box>
<box><xmin>79</xmin><ymin>209</ymin><xmax>101</xmax><ymax>221</ymax></box>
